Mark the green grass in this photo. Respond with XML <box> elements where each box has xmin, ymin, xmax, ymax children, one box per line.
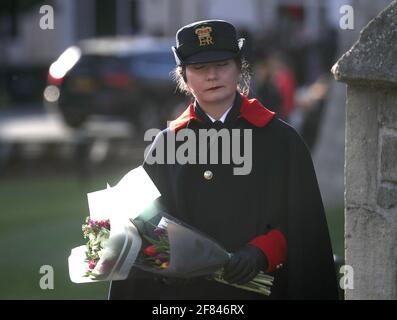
<box><xmin>0</xmin><ymin>172</ymin><xmax>127</xmax><ymax>299</ymax></box>
<box><xmin>325</xmin><ymin>206</ymin><xmax>345</xmax><ymax>300</ymax></box>
<box><xmin>325</xmin><ymin>207</ymin><xmax>345</xmax><ymax>259</ymax></box>
<box><xmin>0</xmin><ymin>171</ymin><xmax>345</xmax><ymax>299</ymax></box>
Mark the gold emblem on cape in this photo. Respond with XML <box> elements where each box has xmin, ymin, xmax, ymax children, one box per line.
<box><xmin>195</xmin><ymin>26</ymin><xmax>214</xmax><ymax>46</ymax></box>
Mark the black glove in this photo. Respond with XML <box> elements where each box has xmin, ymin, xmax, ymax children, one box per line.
<box><xmin>222</xmin><ymin>245</ymin><xmax>268</xmax><ymax>285</ymax></box>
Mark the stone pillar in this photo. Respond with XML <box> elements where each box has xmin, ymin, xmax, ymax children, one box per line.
<box><xmin>332</xmin><ymin>0</ymin><xmax>397</xmax><ymax>299</ymax></box>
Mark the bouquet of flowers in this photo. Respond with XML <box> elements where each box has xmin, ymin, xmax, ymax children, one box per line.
<box><xmin>68</xmin><ymin>166</ymin><xmax>274</xmax><ymax>296</ymax></box>
<box><xmin>82</xmin><ymin>217</ymin><xmax>111</xmax><ymax>277</ymax></box>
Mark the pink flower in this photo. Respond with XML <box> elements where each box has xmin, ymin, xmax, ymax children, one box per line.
<box><xmin>154</xmin><ymin>227</ymin><xmax>165</xmax><ymax>236</ymax></box>
<box><xmin>88</xmin><ymin>261</ymin><xmax>97</xmax><ymax>270</ymax></box>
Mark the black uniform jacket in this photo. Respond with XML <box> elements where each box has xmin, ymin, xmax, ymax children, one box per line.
<box><xmin>109</xmin><ymin>93</ymin><xmax>338</xmax><ymax>300</ymax></box>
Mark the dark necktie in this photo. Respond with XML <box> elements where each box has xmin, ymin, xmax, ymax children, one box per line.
<box><xmin>212</xmin><ymin>120</ymin><xmax>224</xmax><ymax>130</ymax></box>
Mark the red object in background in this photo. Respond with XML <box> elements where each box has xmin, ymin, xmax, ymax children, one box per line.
<box><xmin>273</xmin><ymin>68</ymin><xmax>296</xmax><ymax>120</ymax></box>
<box><xmin>47</xmin><ymin>72</ymin><xmax>64</xmax><ymax>86</ymax></box>
<box><xmin>279</xmin><ymin>5</ymin><xmax>304</xmax><ymax>20</ymax></box>
<box><xmin>286</xmin><ymin>5</ymin><xmax>304</xmax><ymax>19</ymax></box>
<box><xmin>103</xmin><ymin>72</ymin><xmax>133</xmax><ymax>88</ymax></box>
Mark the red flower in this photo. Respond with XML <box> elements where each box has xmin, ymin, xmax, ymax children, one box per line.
<box><xmin>144</xmin><ymin>245</ymin><xmax>157</xmax><ymax>256</ymax></box>
<box><xmin>99</xmin><ymin>220</ymin><xmax>110</xmax><ymax>230</ymax></box>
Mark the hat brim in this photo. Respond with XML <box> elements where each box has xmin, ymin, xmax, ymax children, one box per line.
<box><xmin>183</xmin><ymin>50</ymin><xmax>239</xmax><ymax>65</ymax></box>
<box><xmin>173</xmin><ymin>38</ymin><xmax>245</xmax><ymax>65</ymax></box>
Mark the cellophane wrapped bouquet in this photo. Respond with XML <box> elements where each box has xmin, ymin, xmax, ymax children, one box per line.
<box><xmin>68</xmin><ymin>166</ymin><xmax>274</xmax><ymax>296</ymax></box>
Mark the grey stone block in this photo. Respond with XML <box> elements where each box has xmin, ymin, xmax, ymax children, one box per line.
<box><xmin>345</xmin><ymin>207</ymin><xmax>397</xmax><ymax>299</ymax></box>
<box><xmin>377</xmin><ymin>185</ymin><xmax>397</xmax><ymax>209</ymax></box>
<box><xmin>380</xmin><ymin>135</ymin><xmax>397</xmax><ymax>182</ymax></box>
<box><xmin>332</xmin><ymin>0</ymin><xmax>397</xmax><ymax>87</ymax></box>
<box><xmin>379</xmin><ymin>92</ymin><xmax>397</xmax><ymax>129</ymax></box>
<box><xmin>332</xmin><ymin>0</ymin><xmax>397</xmax><ymax>300</ymax></box>
<box><xmin>345</xmin><ymin>87</ymin><xmax>379</xmax><ymax>206</ymax></box>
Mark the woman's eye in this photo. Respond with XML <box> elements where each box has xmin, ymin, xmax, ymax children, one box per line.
<box><xmin>193</xmin><ymin>65</ymin><xmax>204</xmax><ymax>70</ymax></box>
<box><xmin>217</xmin><ymin>62</ymin><xmax>228</xmax><ymax>67</ymax></box>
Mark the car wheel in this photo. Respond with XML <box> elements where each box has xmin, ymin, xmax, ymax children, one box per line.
<box><xmin>63</xmin><ymin>113</ymin><xmax>87</xmax><ymax>128</ymax></box>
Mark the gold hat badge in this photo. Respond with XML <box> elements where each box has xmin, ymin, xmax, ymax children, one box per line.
<box><xmin>195</xmin><ymin>26</ymin><xmax>214</xmax><ymax>46</ymax></box>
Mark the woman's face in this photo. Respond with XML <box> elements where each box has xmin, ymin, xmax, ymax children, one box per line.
<box><xmin>185</xmin><ymin>59</ymin><xmax>240</xmax><ymax>106</ymax></box>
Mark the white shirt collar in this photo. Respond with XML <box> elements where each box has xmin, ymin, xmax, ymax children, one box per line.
<box><xmin>206</xmin><ymin>105</ymin><xmax>233</xmax><ymax>123</ymax></box>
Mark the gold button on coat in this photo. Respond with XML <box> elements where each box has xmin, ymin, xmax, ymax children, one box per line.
<box><xmin>203</xmin><ymin>170</ymin><xmax>213</xmax><ymax>180</ymax></box>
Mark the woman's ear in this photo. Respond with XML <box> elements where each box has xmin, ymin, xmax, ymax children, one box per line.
<box><xmin>183</xmin><ymin>71</ymin><xmax>194</xmax><ymax>97</ymax></box>
<box><xmin>181</xmin><ymin>67</ymin><xmax>187</xmax><ymax>83</ymax></box>
<box><xmin>237</xmin><ymin>71</ymin><xmax>243</xmax><ymax>85</ymax></box>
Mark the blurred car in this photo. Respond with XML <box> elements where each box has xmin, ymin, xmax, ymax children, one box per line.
<box><xmin>43</xmin><ymin>36</ymin><xmax>186</xmax><ymax>130</ymax></box>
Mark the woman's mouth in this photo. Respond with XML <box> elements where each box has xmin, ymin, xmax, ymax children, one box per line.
<box><xmin>206</xmin><ymin>86</ymin><xmax>223</xmax><ymax>91</ymax></box>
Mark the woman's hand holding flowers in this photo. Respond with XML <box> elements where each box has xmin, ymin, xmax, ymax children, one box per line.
<box><xmin>223</xmin><ymin>245</ymin><xmax>268</xmax><ymax>285</ymax></box>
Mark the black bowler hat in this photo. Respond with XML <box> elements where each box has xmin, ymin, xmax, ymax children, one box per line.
<box><xmin>172</xmin><ymin>20</ymin><xmax>245</xmax><ymax>66</ymax></box>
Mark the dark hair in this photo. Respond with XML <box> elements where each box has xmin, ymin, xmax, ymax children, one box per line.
<box><xmin>171</xmin><ymin>57</ymin><xmax>251</xmax><ymax>97</ymax></box>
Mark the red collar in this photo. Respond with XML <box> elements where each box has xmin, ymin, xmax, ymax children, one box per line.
<box><xmin>169</xmin><ymin>95</ymin><xmax>275</xmax><ymax>131</ymax></box>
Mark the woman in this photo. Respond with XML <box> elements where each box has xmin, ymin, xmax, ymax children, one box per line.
<box><xmin>109</xmin><ymin>20</ymin><xmax>338</xmax><ymax>300</ymax></box>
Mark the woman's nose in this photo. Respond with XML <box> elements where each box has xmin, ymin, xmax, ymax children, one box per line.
<box><xmin>206</xmin><ymin>66</ymin><xmax>218</xmax><ymax>80</ymax></box>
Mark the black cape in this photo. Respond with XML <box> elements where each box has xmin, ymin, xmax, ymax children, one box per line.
<box><xmin>109</xmin><ymin>94</ymin><xmax>338</xmax><ymax>300</ymax></box>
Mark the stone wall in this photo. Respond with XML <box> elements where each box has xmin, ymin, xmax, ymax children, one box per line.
<box><xmin>344</xmin><ymin>87</ymin><xmax>397</xmax><ymax>299</ymax></box>
<box><xmin>313</xmin><ymin>0</ymin><xmax>394</xmax><ymax>208</ymax></box>
<box><xmin>332</xmin><ymin>0</ymin><xmax>397</xmax><ymax>299</ymax></box>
